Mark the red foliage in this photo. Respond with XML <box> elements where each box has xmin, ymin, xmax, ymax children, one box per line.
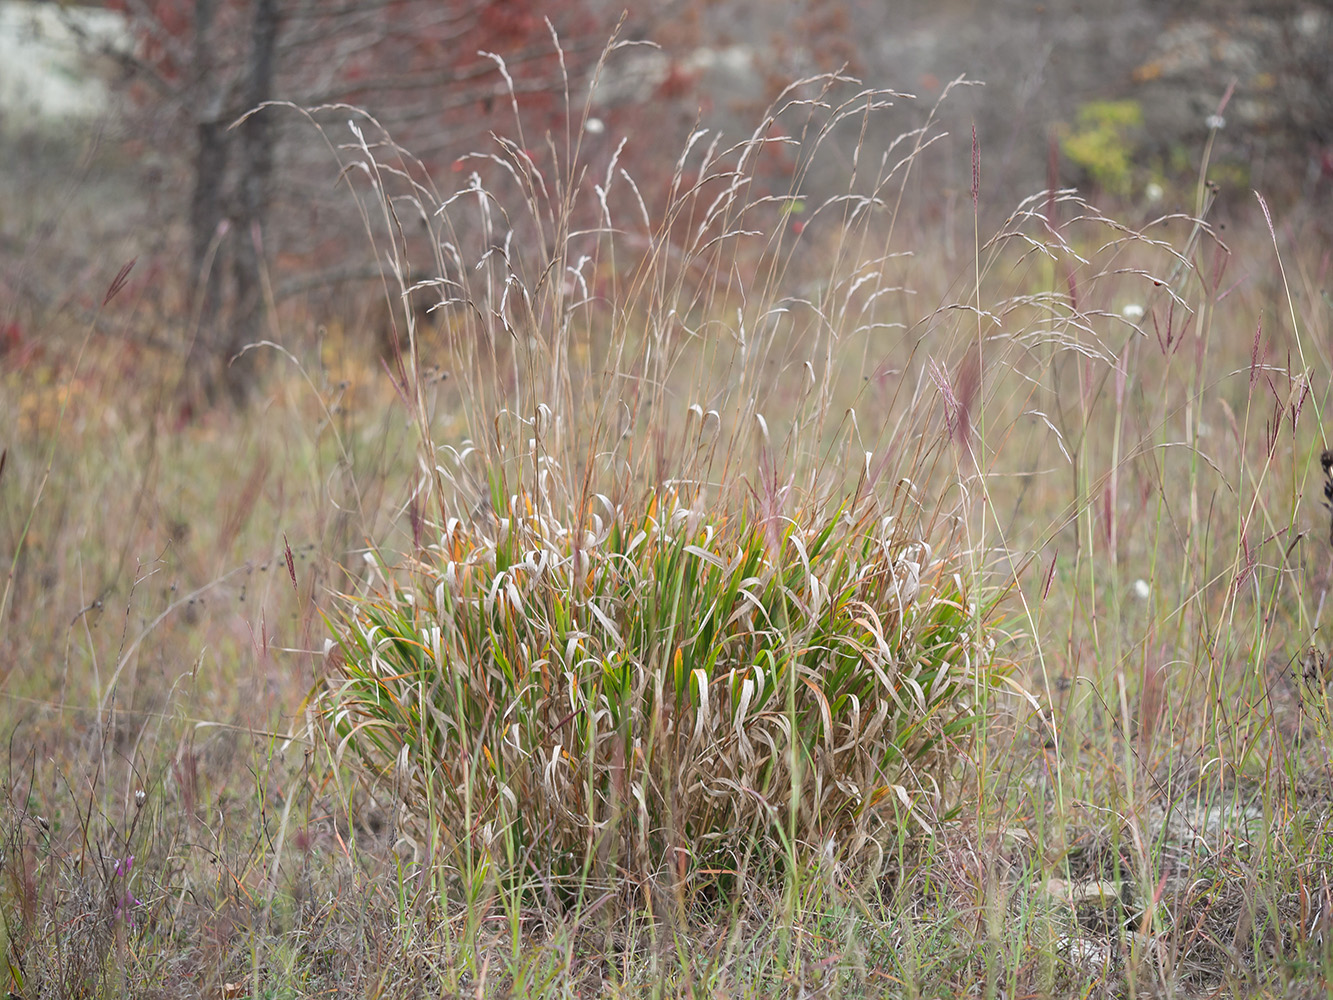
<box><xmin>105</xmin><ymin>0</ymin><xmax>192</xmax><ymax>82</ymax></box>
<box><xmin>110</xmin><ymin>0</ymin><xmax>614</xmax><ymax>156</ymax></box>
<box><xmin>656</xmin><ymin>61</ymin><xmax>698</xmax><ymax>101</ymax></box>
<box><xmin>0</xmin><ymin>321</ymin><xmax>42</xmax><ymax>370</ymax></box>
<box><xmin>105</xmin><ymin>0</ymin><xmax>706</xmax><ymax>349</ymax></box>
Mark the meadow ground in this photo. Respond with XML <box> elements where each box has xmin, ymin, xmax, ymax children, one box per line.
<box><xmin>4</xmin><ymin>77</ymin><xmax>1333</xmax><ymax>999</ymax></box>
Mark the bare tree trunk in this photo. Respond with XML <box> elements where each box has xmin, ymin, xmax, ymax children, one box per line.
<box><xmin>186</xmin><ymin>0</ymin><xmax>229</xmax><ymax>405</ymax></box>
<box><xmin>225</xmin><ymin>0</ymin><xmax>281</xmax><ymax>403</ymax></box>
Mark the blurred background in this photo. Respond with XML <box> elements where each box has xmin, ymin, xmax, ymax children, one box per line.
<box><xmin>1</xmin><ymin>0</ymin><xmax>1328</xmax><ymax>406</ymax></box>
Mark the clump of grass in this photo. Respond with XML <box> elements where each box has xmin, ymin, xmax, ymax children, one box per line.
<box><xmin>324</xmin><ymin>484</ymin><xmax>1005</xmax><ymax>896</ymax></box>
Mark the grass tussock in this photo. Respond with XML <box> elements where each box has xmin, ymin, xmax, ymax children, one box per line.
<box><xmin>325</xmin><ymin>488</ymin><xmax>1001</xmax><ymax>896</ymax></box>
<box><xmin>4</xmin><ymin>28</ymin><xmax>1333</xmax><ymax>999</ymax></box>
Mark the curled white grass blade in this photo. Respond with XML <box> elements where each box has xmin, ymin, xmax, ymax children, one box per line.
<box><xmin>900</xmin><ymin>675</ymin><xmax>927</xmax><ymax>714</ymax></box>
<box><xmin>852</xmin><ymin>611</ymin><xmax>898</xmax><ymax>691</ymax></box>
<box><xmin>544</xmin><ymin>744</ymin><xmax>563</xmax><ymax>794</ymax></box>
<box><xmin>997</xmin><ymin>673</ymin><xmax>1042</xmax><ymax>711</ymax></box>
<box><xmin>504</xmin><ymin>578</ymin><xmax>523</xmax><ymax>615</ymax></box>
<box><xmin>692</xmin><ymin>668</ymin><xmax>712</xmax><ymax>742</ymax></box>
<box><xmin>834</xmin><ymin>693</ymin><xmax>863</xmax><ymax>754</ymax></box>
<box><xmin>754</xmin><ymin>411</ymin><xmax>770</xmax><ymax>444</ymax></box>
<box><xmin>588</xmin><ymin>599</ymin><xmax>624</xmax><ymax>648</ymax></box>
<box><xmin>892</xmin><ymin>784</ymin><xmax>934</xmax><ymax>835</ymax></box>
<box><xmin>751</xmin><ymin>662</ymin><xmax>766</xmax><ymax>705</ymax></box>
<box><xmin>485</xmin><ymin>573</ymin><xmax>505</xmax><ymax>616</ymax></box>
<box><xmin>701</xmin><ymin>409</ymin><xmax>720</xmax><ymax>443</ymax></box>
<box><xmin>734</xmin><ymin>674</ymin><xmax>755</xmax><ymax>764</ymax></box>
<box><xmin>684</xmin><ymin>544</ymin><xmax>727</xmax><ymax>570</ymax></box>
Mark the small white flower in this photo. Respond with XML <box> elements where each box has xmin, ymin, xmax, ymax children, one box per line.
<box><xmin>1132</xmin><ymin>579</ymin><xmax>1151</xmax><ymax>601</ymax></box>
<box><xmin>1121</xmin><ymin>303</ymin><xmax>1145</xmax><ymax>321</ymax></box>
<box><xmin>585</xmin><ymin>117</ymin><xmax>605</xmax><ymax>135</ymax></box>
<box><xmin>1145</xmin><ymin>182</ymin><xmax>1164</xmax><ymax>203</ymax></box>
<box><xmin>1205</xmin><ymin>114</ymin><xmax>1226</xmax><ymax>131</ymax></box>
